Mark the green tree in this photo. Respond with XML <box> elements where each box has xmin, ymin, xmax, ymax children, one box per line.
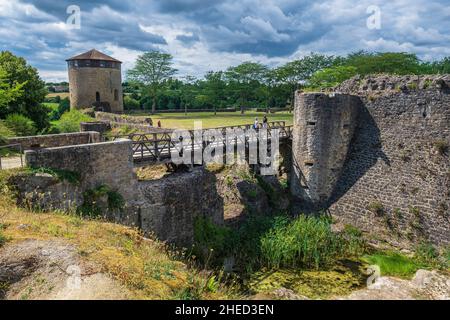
<box><xmin>308</xmin><ymin>66</ymin><xmax>358</xmax><ymax>88</ymax></box>
<box><xmin>226</xmin><ymin>62</ymin><xmax>268</xmax><ymax>114</ymax></box>
<box><xmin>124</xmin><ymin>96</ymin><xmax>140</xmax><ymax>110</ymax></box>
<box><xmin>0</xmin><ymin>67</ymin><xmax>25</xmax><ymax>110</ymax></box>
<box><xmin>0</xmin><ymin>51</ymin><xmax>48</xmax><ymax>130</ymax></box>
<box><xmin>344</xmin><ymin>51</ymin><xmax>421</xmax><ymax>75</ymax></box>
<box><xmin>273</xmin><ymin>53</ymin><xmax>338</xmax><ymax>110</ymax></box>
<box><xmin>204</xmin><ymin>71</ymin><xmax>226</xmax><ymax>114</ymax></box>
<box><xmin>127</xmin><ymin>51</ymin><xmax>177</xmax><ymax>114</ymax></box>
<box><xmin>55</xmin><ymin>109</ymin><xmax>94</xmax><ymax>133</ymax></box>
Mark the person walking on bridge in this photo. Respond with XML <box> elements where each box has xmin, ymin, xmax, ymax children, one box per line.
<box><xmin>262</xmin><ymin>115</ymin><xmax>268</xmax><ymax>128</ymax></box>
<box><xmin>253</xmin><ymin>118</ymin><xmax>259</xmax><ymax>130</ymax></box>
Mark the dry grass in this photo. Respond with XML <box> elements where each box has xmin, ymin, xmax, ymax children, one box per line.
<box><xmin>46</xmin><ymin>92</ymin><xmax>69</xmax><ymax>99</ymax></box>
<box><xmin>0</xmin><ymin>180</ymin><xmax>237</xmax><ymax>299</ymax></box>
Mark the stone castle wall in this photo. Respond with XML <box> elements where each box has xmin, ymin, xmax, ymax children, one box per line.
<box><xmin>291</xmin><ymin>75</ymin><xmax>449</xmax><ymax>247</ymax></box>
<box><xmin>6</xmin><ymin>131</ymin><xmax>100</xmax><ymax>150</ymax></box>
<box><xmin>68</xmin><ymin>67</ymin><xmax>123</xmax><ymax>112</ymax></box>
<box><xmin>290</xmin><ymin>93</ymin><xmax>360</xmax><ymax>207</ymax></box>
<box><xmin>329</xmin><ymin>85</ymin><xmax>449</xmax><ymax>246</ymax></box>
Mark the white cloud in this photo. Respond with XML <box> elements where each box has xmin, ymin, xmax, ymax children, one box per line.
<box><xmin>1</xmin><ymin>0</ymin><xmax>449</xmax><ymax>82</ymax></box>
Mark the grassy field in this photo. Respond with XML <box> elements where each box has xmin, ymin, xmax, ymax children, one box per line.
<box><xmin>46</xmin><ymin>92</ymin><xmax>69</xmax><ymax>99</ymax></box>
<box><xmin>128</xmin><ymin>111</ymin><xmax>293</xmax><ymax>129</ymax></box>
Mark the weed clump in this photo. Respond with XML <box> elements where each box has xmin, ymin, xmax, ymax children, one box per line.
<box><xmin>77</xmin><ymin>185</ymin><xmax>125</xmax><ymax>218</ymax></box>
<box><xmin>367</xmin><ymin>201</ymin><xmax>385</xmax><ymax>216</ymax></box>
<box><xmin>433</xmin><ymin>140</ymin><xmax>449</xmax><ymax>156</ymax></box>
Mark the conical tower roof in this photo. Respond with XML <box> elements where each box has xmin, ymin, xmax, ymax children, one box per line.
<box><xmin>66</xmin><ymin>49</ymin><xmax>121</xmax><ymax>63</ymax></box>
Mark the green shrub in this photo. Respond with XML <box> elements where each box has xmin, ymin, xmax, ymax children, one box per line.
<box><xmin>0</xmin><ymin>120</ymin><xmax>13</xmax><ymax>144</ymax></box>
<box><xmin>124</xmin><ymin>96</ymin><xmax>140</xmax><ymax>110</ymax></box>
<box><xmin>308</xmin><ymin>66</ymin><xmax>358</xmax><ymax>89</ymax></box>
<box><xmin>414</xmin><ymin>242</ymin><xmax>441</xmax><ymax>268</ymax></box>
<box><xmin>259</xmin><ymin>215</ymin><xmax>353</xmax><ymax>269</ymax></box>
<box><xmin>77</xmin><ymin>185</ymin><xmax>124</xmax><ymax>218</ymax></box>
<box><xmin>4</xmin><ymin>114</ymin><xmax>36</xmax><ymax>136</ymax></box>
<box><xmin>54</xmin><ymin>109</ymin><xmax>94</xmax><ymax>133</ymax></box>
<box><xmin>193</xmin><ymin>216</ymin><xmax>236</xmax><ymax>265</ymax></box>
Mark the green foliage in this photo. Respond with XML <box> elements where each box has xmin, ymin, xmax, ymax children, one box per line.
<box><xmin>77</xmin><ymin>185</ymin><xmax>125</xmax><ymax>218</ymax></box>
<box><xmin>193</xmin><ymin>213</ymin><xmax>366</xmax><ymax>273</ymax></box>
<box><xmin>0</xmin><ymin>66</ymin><xmax>25</xmax><ymax>110</ymax></box>
<box><xmin>124</xmin><ymin>51</ymin><xmax>450</xmax><ymax>112</ymax></box>
<box><xmin>343</xmin><ymin>51</ymin><xmax>422</xmax><ymax>75</ymax></box>
<box><xmin>48</xmin><ymin>97</ymin><xmax>70</xmax><ymax>121</ymax></box>
<box><xmin>0</xmin><ymin>120</ymin><xmax>13</xmax><ymax>144</ymax></box>
<box><xmin>274</xmin><ymin>53</ymin><xmax>338</xmax><ymax>85</ymax></box>
<box><xmin>256</xmin><ymin>175</ymin><xmax>278</xmax><ymax>207</ymax></box>
<box><xmin>3</xmin><ymin>113</ymin><xmax>36</xmax><ymax>136</ymax></box>
<box><xmin>193</xmin><ymin>216</ymin><xmax>236</xmax><ymax>264</ymax></box>
<box><xmin>0</xmin><ymin>51</ymin><xmax>48</xmax><ymax>131</ymax></box>
<box><xmin>124</xmin><ymin>95</ymin><xmax>140</xmax><ymax>110</ymax></box>
<box><xmin>260</xmin><ymin>215</ymin><xmax>359</xmax><ymax>269</ymax></box>
<box><xmin>308</xmin><ymin>66</ymin><xmax>357</xmax><ymax>88</ymax></box>
<box><xmin>364</xmin><ymin>252</ymin><xmax>419</xmax><ymax>278</ymax></box>
<box><xmin>413</xmin><ymin>242</ymin><xmax>445</xmax><ymax>269</ymax></box>
<box><xmin>26</xmin><ymin>167</ymin><xmax>80</xmax><ymax>184</ymax></box>
<box><xmin>127</xmin><ymin>51</ymin><xmax>177</xmax><ymax>114</ymax></box>
<box><xmin>53</xmin><ymin>109</ymin><xmax>94</xmax><ymax>133</ymax></box>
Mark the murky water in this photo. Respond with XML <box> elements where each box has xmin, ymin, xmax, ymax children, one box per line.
<box><xmin>245</xmin><ymin>259</ymin><xmax>369</xmax><ymax>299</ymax></box>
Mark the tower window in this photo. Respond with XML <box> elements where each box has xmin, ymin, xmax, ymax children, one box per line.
<box><xmin>114</xmin><ymin>89</ymin><xmax>119</xmax><ymax>101</ymax></box>
<box><xmin>96</xmin><ymin>92</ymin><xmax>100</xmax><ymax>102</ymax></box>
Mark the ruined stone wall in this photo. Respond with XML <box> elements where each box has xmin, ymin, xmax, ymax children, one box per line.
<box><xmin>139</xmin><ymin>168</ymin><xmax>224</xmax><ymax>246</ymax></box>
<box><xmin>24</xmin><ymin>139</ymin><xmax>137</xmax><ymax>201</ymax></box>
<box><xmin>6</xmin><ymin>131</ymin><xmax>100</xmax><ymax>150</ymax></box>
<box><xmin>18</xmin><ymin>140</ymin><xmax>223</xmax><ymax>245</ymax></box>
<box><xmin>327</xmin><ymin>75</ymin><xmax>450</xmax><ymax>247</ymax></box>
<box><xmin>69</xmin><ymin>67</ymin><xmax>123</xmax><ymax>112</ymax></box>
<box><xmin>95</xmin><ymin>111</ymin><xmax>153</xmax><ymax>127</ymax></box>
<box><xmin>290</xmin><ymin>93</ymin><xmax>360</xmax><ymax>207</ymax></box>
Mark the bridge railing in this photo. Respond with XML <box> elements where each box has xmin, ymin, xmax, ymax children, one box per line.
<box><xmin>110</xmin><ymin>122</ymin><xmax>291</xmax><ymax>164</ymax></box>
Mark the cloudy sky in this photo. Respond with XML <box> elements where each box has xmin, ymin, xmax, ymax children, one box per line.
<box><xmin>1</xmin><ymin>0</ymin><xmax>449</xmax><ymax>82</ymax></box>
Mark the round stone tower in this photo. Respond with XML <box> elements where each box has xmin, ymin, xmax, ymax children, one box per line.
<box><xmin>67</xmin><ymin>49</ymin><xmax>123</xmax><ymax>113</ymax></box>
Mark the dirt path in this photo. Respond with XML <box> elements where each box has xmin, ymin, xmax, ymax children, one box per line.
<box><xmin>0</xmin><ymin>239</ymin><xmax>130</xmax><ymax>300</ymax></box>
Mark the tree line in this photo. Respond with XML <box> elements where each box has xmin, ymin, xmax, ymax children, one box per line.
<box><xmin>1</xmin><ymin>50</ymin><xmax>450</xmax><ymax>139</ymax></box>
<box><xmin>125</xmin><ymin>51</ymin><xmax>450</xmax><ymax>113</ymax></box>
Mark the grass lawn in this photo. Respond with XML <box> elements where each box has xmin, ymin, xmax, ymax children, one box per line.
<box><xmin>127</xmin><ymin>111</ymin><xmax>293</xmax><ymax>129</ymax></box>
